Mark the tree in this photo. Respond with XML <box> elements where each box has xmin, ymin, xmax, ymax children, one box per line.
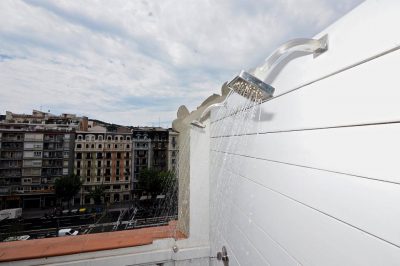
<box><xmin>54</xmin><ymin>174</ymin><xmax>82</xmax><ymax>208</ymax></box>
<box><xmin>138</xmin><ymin>168</ymin><xmax>176</xmax><ymax>196</ymax></box>
<box><xmin>89</xmin><ymin>184</ymin><xmax>105</xmax><ymax>205</ymax></box>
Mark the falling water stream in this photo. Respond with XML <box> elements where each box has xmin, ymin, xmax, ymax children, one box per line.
<box><xmin>141</xmin><ymin>88</ymin><xmax>264</xmax><ymax>264</ymax></box>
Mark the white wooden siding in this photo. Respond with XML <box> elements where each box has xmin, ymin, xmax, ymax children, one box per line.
<box><xmin>208</xmin><ymin>1</ymin><xmax>400</xmax><ymax>265</ymax></box>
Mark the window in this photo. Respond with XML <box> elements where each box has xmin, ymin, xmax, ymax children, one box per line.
<box><xmin>85</xmin><ymin>135</ymin><xmax>90</xmax><ymax>141</ymax></box>
<box><xmin>88</xmin><ymin>161</ymin><xmax>91</xmax><ymax>167</ymax></box>
<box><xmin>126</xmin><ymin>137</ymin><xmax>130</xmax><ymax>140</ymax></box>
<box><xmin>77</xmin><ymin>170</ymin><xmax>80</xmax><ymax>176</ymax></box>
<box><xmin>76</xmin><ymin>144</ymin><xmax>82</xmax><ymax>149</ymax></box>
<box><xmin>125</xmin><ymin>160</ymin><xmax>129</xmax><ymax>166</ymax></box>
<box><xmin>114</xmin><ymin>144</ymin><xmax>118</xmax><ymax>149</ymax></box>
<box><xmin>77</xmin><ymin>161</ymin><xmax>81</xmax><ymax>168</ymax></box>
<box><xmin>86</xmin><ymin>177</ymin><xmax>90</xmax><ymax>182</ymax></box>
<box><xmin>34</xmin><ymin>151</ymin><xmax>41</xmax><ymax>157</ymax></box>
<box><xmin>85</xmin><ymin>144</ymin><xmax>89</xmax><ymax>148</ymax></box>
<box><xmin>97</xmin><ymin>161</ymin><xmax>101</xmax><ymax>167</ymax></box>
<box><xmin>125</xmin><ymin>152</ymin><xmax>129</xmax><ymax>158</ymax></box>
<box><xmin>105</xmin><ymin>177</ymin><xmax>110</xmax><ymax>182</ymax></box>
<box><xmin>98</xmin><ymin>144</ymin><xmax>102</xmax><ymax>149</ymax></box>
<box><xmin>106</xmin><ymin>152</ymin><xmax>111</xmax><ymax>159</ymax></box>
<box><xmin>126</xmin><ymin>144</ymin><xmax>130</xmax><ymax>149</ymax></box>
<box><xmin>97</xmin><ymin>169</ymin><xmax>101</xmax><ymax>176</ymax></box>
<box><xmin>117</xmin><ymin>152</ymin><xmax>121</xmax><ymax>159</ymax></box>
<box><xmin>91</xmin><ymin>144</ymin><xmax>94</xmax><ymax>149</ymax></box>
<box><xmin>107</xmin><ymin>136</ymin><xmax>112</xmax><ymax>141</ymax></box>
<box><xmin>116</xmin><ymin>161</ymin><xmax>120</xmax><ymax>167</ymax></box>
<box><xmin>78</xmin><ymin>135</ymin><xmax>82</xmax><ymax>140</ymax></box>
<box><xmin>106</xmin><ymin>161</ymin><xmax>111</xmax><ymax>167</ymax></box>
<box><xmin>76</xmin><ymin>153</ymin><xmax>82</xmax><ymax>159</ymax></box>
<box><xmin>116</xmin><ymin>169</ymin><xmax>120</xmax><ymax>176</ymax></box>
<box><xmin>87</xmin><ymin>169</ymin><xmax>90</xmax><ymax>176</ymax></box>
<box><xmin>98</xmin><ymin>135</ymin><xmax>103</xmax><ymax>141</ymax></box>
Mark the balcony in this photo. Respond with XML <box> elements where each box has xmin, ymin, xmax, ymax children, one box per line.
<box><xmin>0</xmin><ymin>155</ymin><xmax>23</xmax><ymax>160</ymax></box>
<box><xmin>43</xmin><ymin>137</ymin><xmax>64</xmax><ymax>143</ymax></box>
<box><xmin>1</xmin><ymin>144</ymin><xmax>23</xmax><ymax>150</ymax></box>
<box><xmin>1</xmin><ymin>137</ymin><xmax>23</xmax><ymax>142</ymax></box>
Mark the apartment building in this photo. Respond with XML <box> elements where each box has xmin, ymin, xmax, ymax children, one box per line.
<box><xmin>0</xmin><ymin>129</ymin><xmax>74</xmax><ymax>209</ymax></box>
<box><xmin>0</xmin><ymin>110</ymin><xmax>179</xmax><ymax>208</ymax></box>
<box><xmin>74</xmin><ymin>132</ymin><xmax>132</xmax><ymax>204</ymax></box>
<box><xmin>168</xmin><ymin>129</ymin><xmax>179</xmax><ymax>173</ymax></box>
<box><xmin>4</xmin><ymin>110</ymin><xmax>81</xmax><ymax>130</ymax></box>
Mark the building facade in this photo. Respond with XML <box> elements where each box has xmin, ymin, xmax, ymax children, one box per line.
<box><xmin>0</xmin><ymin>129</ymin><xmax>74</xmax><ymax>209</ymax></box>
<box><xmin>131</xmin><ymin>128</ymin><xmax>170</xmax><ymax>196</ymax></box>
<box><xmin>0</xmin><ymin>110</ymin><xmax>179</xmax><ymax>209</ymax></box>
<box><xmin>74</xmin><ymin>132</ymin><xmax>132</xmax><ymax>205</ymax></box>
<box><xmin>168</xmin><ymin>129</ymin><xmax>179</xmax><ymax>173</ymax></box>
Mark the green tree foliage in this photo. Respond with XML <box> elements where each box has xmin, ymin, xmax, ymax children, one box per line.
<box><xmin>89</xmin><ymin>184</ymin><xmax>105</xmax><ymax>205</ymax></box>
<box><xmin>54</xmin><ymin>174</ymin><xmax>82</xmax><ymax>207</ymax></box>
<box><xmin>138</xmin><ymin>168</ymin><xmax>176</xmax><ymax>196</ymax></box>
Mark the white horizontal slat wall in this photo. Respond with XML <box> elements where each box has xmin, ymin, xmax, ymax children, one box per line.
<box><xmin>208</xmin><ymin>1</ymin><xmax>400</xmax><ymax>265</ymax></box>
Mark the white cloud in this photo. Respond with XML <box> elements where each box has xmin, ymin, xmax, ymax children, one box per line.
<box><xmin>0</xmin><ymin>0</ymin><xmax>364</xmax><ymax>126</ymax></box>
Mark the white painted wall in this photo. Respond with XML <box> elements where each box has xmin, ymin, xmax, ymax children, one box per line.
<box><xmin>209</xmin><ymin>1</ymin><xmax>400</xmax><ymax>265</ymax></box>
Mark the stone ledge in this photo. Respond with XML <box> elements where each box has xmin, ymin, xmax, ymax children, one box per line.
<box><xmin>0</xmin><ymin>221</ymin><xmax>185</xmax><ymax>262</ymax></box>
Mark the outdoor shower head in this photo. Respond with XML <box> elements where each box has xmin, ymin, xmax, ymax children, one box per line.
<box><xmin>226</xmin><ymin>70</ymin><xmax>275</xmax><ymax>102</ymax></box>
<box><xmin>189</xmin><ymin>36</ymin><xmax>328</xmax><ymax>128</ymax></box>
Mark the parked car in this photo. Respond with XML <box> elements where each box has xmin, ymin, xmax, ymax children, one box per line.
<box><xmin>58</xmin><ymin>228</ymin><xmax>79</xmax><ymax>237</ymax></box>
<box><xmin>0</xmin><ymin>208</ymin><xmax>22</xmax><ymax>221</ymax></box>
<box><xmin>3</xmin><ymin>235</ymin><xmax>30</xmax><ymax>242</ymax></box>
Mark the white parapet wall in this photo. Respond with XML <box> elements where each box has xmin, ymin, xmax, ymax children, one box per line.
<box><xmin>209</xmin><ymin>1</ymin><xmax>400</xmax><ymax>265</ymax></box>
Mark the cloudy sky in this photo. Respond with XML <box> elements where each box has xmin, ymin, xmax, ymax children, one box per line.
<box><xmin>0</xmin><ymin>0</ymin><xmax>364</xmax><ymax>127</ymax></box>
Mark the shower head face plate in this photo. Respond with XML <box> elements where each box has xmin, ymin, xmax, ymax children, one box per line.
<box><xmin>227</xmin><ymin>71</ymin><xmax>275</xmax><ymax>102</ymax></box>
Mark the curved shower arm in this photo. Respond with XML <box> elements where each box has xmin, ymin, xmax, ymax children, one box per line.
<box><xmin>252</xmin><ymin>35</ymin><xmax>328</xmax><ymax>82</ymax></box>
<box><xmin>198</xmin><ymin>101</ymin><xmax>226</xmax><ymax>122</ymax></box>
<box><xmin>191</xmin><ymin>35</ymin><xmax>328</xmax><ymax>129</ymax></box>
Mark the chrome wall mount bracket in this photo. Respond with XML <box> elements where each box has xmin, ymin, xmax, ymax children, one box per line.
<box><xmin>313</xmin><ymin>34</ymin><xmax>329</xmax><ymax>58</ymax></box>
<box><xmin>217</xmin><ymin>246</ymin><xmax>229</xmax><ymax>265</ymax></box>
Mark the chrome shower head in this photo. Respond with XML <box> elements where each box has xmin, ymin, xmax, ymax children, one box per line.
<box><xmin>227</xmin><ymin>70</ymin><xmax>275</xmax><ymax>102</ymax></box>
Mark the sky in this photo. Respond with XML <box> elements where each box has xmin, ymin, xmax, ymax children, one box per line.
<box><xmin>0</xmin><ymin>0</ymin><xmax>364</xmax><ymax>127</ymax></box>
